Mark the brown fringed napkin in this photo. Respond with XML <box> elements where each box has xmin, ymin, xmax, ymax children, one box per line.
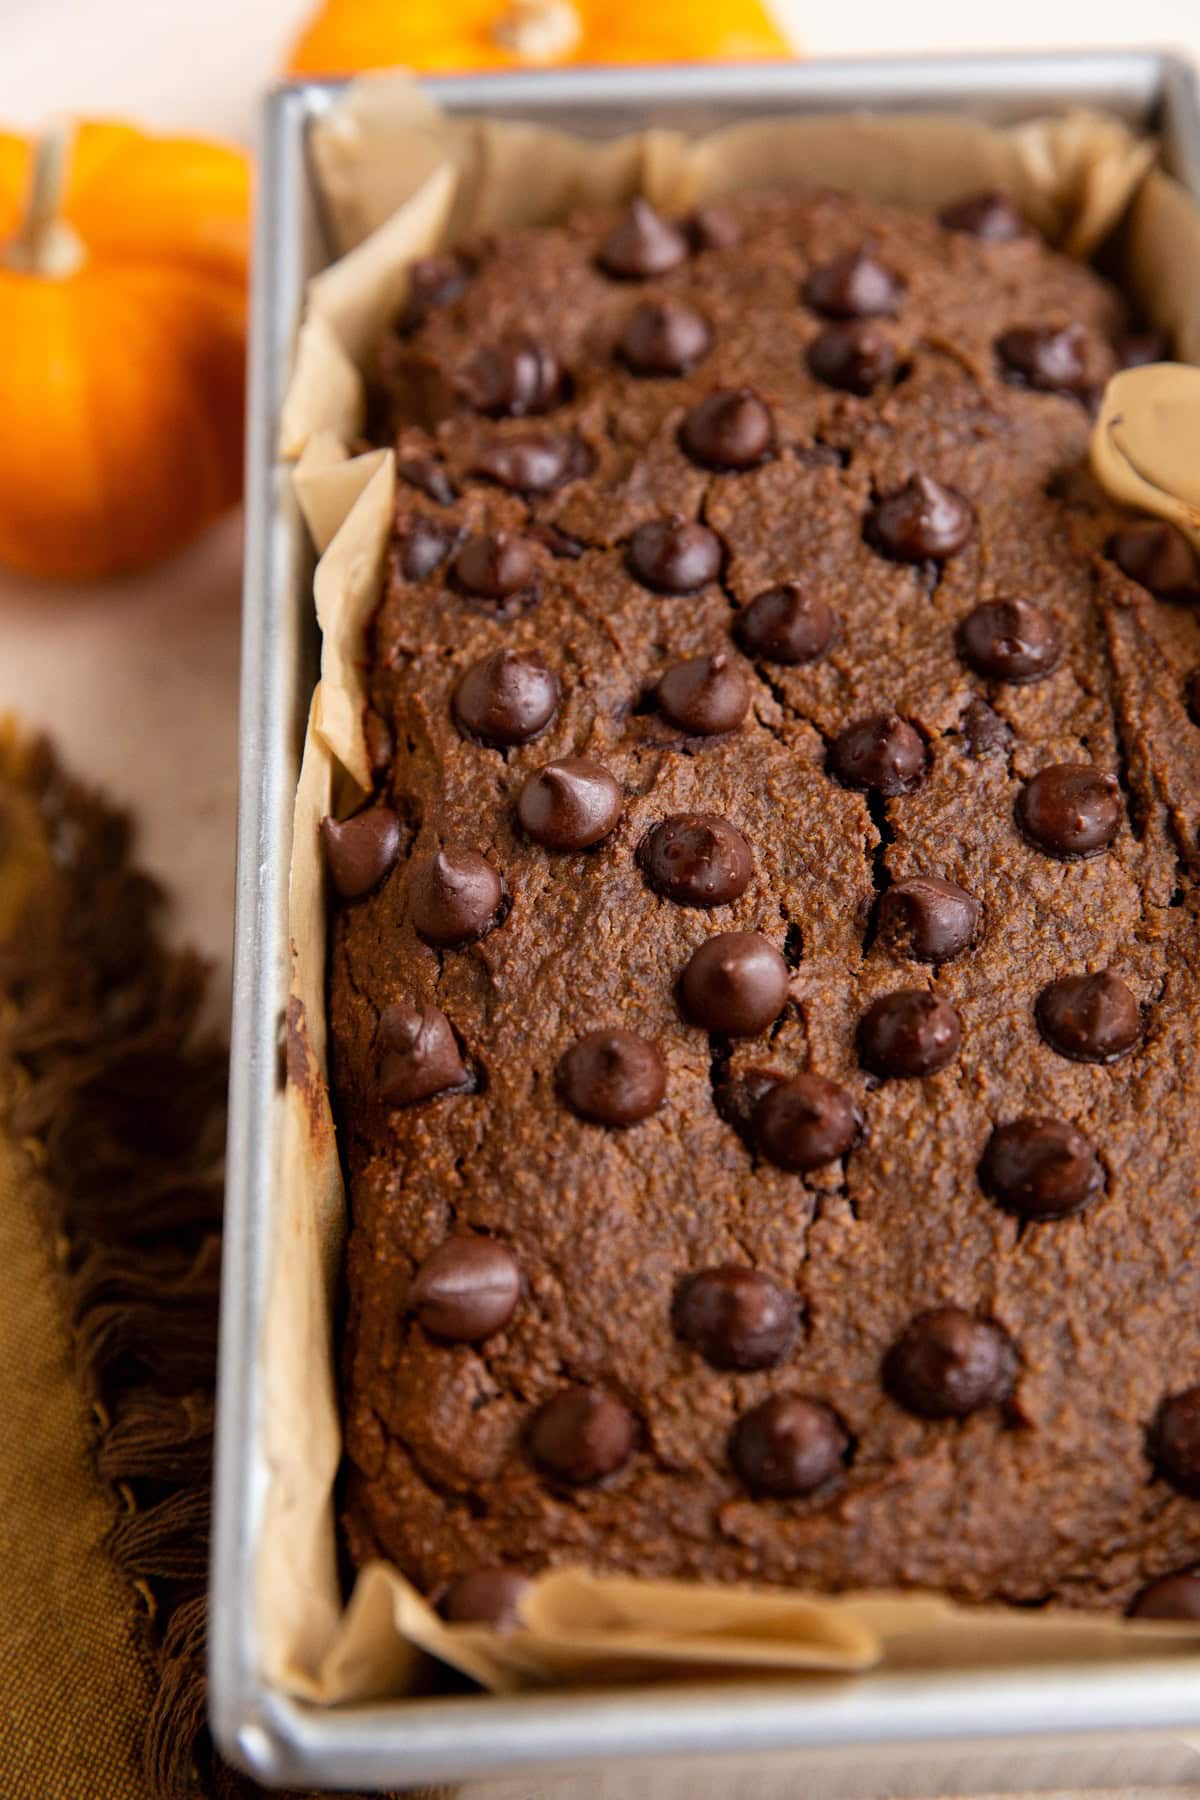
<box><xmin>0</xmin><ymin>725</ymin><xmax>442</xmax><ymax>1800</ymax></box>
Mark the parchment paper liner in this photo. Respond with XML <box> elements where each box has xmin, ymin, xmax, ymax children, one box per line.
<box><xmin>264</xmin><ymin>73</ymin><xmax>1200</xmax><ymax>1704</ymax></box>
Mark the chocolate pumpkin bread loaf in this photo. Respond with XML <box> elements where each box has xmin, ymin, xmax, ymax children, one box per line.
<box><xmin>326</xmin><ymin>187</ymin><xmax>1200</xmax><ymax>1625</ymax></box>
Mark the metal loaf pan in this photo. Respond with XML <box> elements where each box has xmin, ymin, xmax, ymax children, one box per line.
<box><xmin>213</xmin><ymin>49</ymin><xmax>1200</xmax><ymax>1794</ymax></box>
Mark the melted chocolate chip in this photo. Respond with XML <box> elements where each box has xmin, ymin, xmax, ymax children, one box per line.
<box><xmin>364</xmin><ymin>708</ymin><xmax>394</xmax><ymax>782</ymax></box>
<box><xmin>657</xmin><ymin>652</ymin><xmax>750</xmax><ymax>735</ymax></box>
<box><xmin>939</xmin><ymin>190</ymin><xmax>1026</xmax><ymax>241</ymax></box>
<box><xmin>752</xmin><ymin>1074</ymin><xmax>862</xmax><ymax>1172</ymax></box>
<box><xmin>453</xmin><ymin>650</ymin><xmax>560</xmax><ymax>747</ymax></box>
<box><xmin>638</xmin><ymin>813</ymin><xmax>752</xmax><ymax>907</ymax></box>
<box><xmin>473</xmin><ymin>432</ymin><xmax>591</xmax><ymax>495</ymax></box>
<box><xmin>804</xmin><ymin>249</ymin><xmax>904</xmax><ymax>320</ymax></box>
<box><xmin>458</xmin><ymin>335</ymin><xmax>565</xmax><ymax>417</ymax></box>
<box><xmin>529</xmin><ymin>1387</ymin><xmax>635</xmax><ymax>1484</ymax></box>
<box><xmin>557</xmin><ymin>1028</ymin><xmax>666</xmax><ymax>1126</ymax></box>
<box><xmin>830</xmin><ymin>713</ymin><xmax>928</xmax><ymax>795</ymax></box>
<box><xmin>674</xmin><ymin>1266</ymin><xmax>798</xmax><ymax>1371</ymax></box>
<box><xmin>454</xmin><ymin>531</ymin><xmax>538</xmax><ymax>599</ymax></box>
<box><xmin>735</xmin><ymin>584</ymin><xmax>835</xmax><ymax>666</ymax></box>
<box><xmin>679</xmin><ymin>931</ymin><xmax>789</xmax><ymax>1036</ymax></box>
<box><xmin>398</xmin><ymin>456</ymin><xmax>458</xmax><ymax>507</ymax></box>
<box><xmin>401</xmin><ymin>253</ymin><xmax>471</xmax><ymax>331</ymax></box>
<box><xmin>996</xmin><ymin>323</ymin><xmax>1091</xmax><ymax>395</ymax></box>
<box><xmin>857</xmin><ymin>989</ymin><xmax>961</xmax><ymax>1078</ymax></box>
<box><xmin>1016</xmin><ymin>763</ymin><xmax>1122</xmax><ymax>859</ymax></box>
<box><xmin>598</xmin><ymin>199</ymin><xmax>688</xmax><ymax>279</ymax></box>
<box><xmin>1129</xmin><ymin>1570</ymin><xmax>1200</xmax><ymax>1619</ymax></box>
<box><xmin>1187</xmin><ymin>670</ymin><xmax>1200</xmax><ymax>726</ymax></box>
<box><xmin>378</xmin><ymin>1003</ymin><xmax>469</xmax><ymax>1107</ymax></box>
<box><xmin>962</xmin><ymin>696</ymin><xmax>1012</xmax><ymax>759</ymax></box>
<box><xmin>681</xmin><ymin>387</ymin><xmax>774</xmax><ymax>471</ymax></box>
<box><xmin>320</xmin><ymin>804</ymin><xmax>402</xmax><ymax>900</ymax></box>
<box><xmin>876</xmin><ymin>876</ymin><xmax>980</xmax><ymax>964</ymax></box>
<box><xmin>401</xmin><ymin>515</ymin><xmax>462</xmax><ymax>581</ymax></box>
<box><xmin>1151</xmin><ymin>1388</ymin><xmax>1200</xmax><ymax>1497</ymax></box>
<box><xmin>715</xmin><ymin>1067</ymin><xmax>784</xmax><ymax>1137</ymax></box>
<box><xmin>408</xmin><ymin>847</ymin><xmax>505</xmax><ymax>947</ymax></box>
<box><xmin>627</xmin><ymin>515</ymin><xmax>723</xmax><ymax>594</ymax></box>
<box><xmin>806</xmin><ymin>321</ymin><xmax>897</xmax><ymax>395</ymax></box>
<box><xmin>979</xmin><ymin>1116</ymin><xmax>1104</xmax><ymax>1219</ymax></box>
<box><xmin>957</xmin><ymin>599</ymin><xmax>1062</xmax><ymax>684</ymax></box>
<box><xmin>517</xmin><ymin>758</ymin><xmax>623</xmax><ymax>849</ymax></box>
<box><xmin>439</xmin><ymin>1568</ymin><xmax>531</xmax><ymax>1632</ymax></box>
<box><xmin>1035</xmin><ymin>970</ymin><xmax>1141</xmax><ymax>1063</ymax></box>
<box><xmin>528</xmin><ymin>521</ymin><xmax>585</xmax><ymax>560</ymax></box>
<box><xmin>866</xmin><ymin>474</ymin><xmax>974</xmax><ymax>562</ymax></box>
<box><xmin>1114</xmin><ymin>331</ymin><xmax>1170</xmax><ymax>370</ymax></box>
<box><xmin>884</xmin><ymin>1308</ymin><xmax>1017</xmax><ymax>1419</ymax></box>
<box><xmin>619</xmin><ymin>299</ymin><xmax>712</xmax><ymax>377</ymax></box>
<box><xmin>686</xmin><ymin>204</ymin><xmax>743</xmax><ymax>252</ymax></box>
<box><xmin>1107</xmin><ymin>521</ymin><xmax>1199</xmax><ymax>598</ymax></box>
<box><xmin>409</xmin><ymin>1237</ymin><xmax>521</xmax><ymax>1342</ymax></box>
<box><xmin>729</xmin><ymin>1395</ymin><xmax>848</xmax><ymax>1497</ymax></box>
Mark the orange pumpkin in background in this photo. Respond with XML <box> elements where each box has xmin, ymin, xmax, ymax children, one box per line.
<box><xmin>0</xmin><ymin>123</ymin><xmax>249</xmax><ymax>583</ymax></box>
<box><xmin>287</xmin><ymin>0</ymin><xmax>792</xmax><ymax>77</ymax></box>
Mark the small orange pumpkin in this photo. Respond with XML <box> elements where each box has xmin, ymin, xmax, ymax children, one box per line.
<box><xmin>287</xmin><ymin>0</ymin><xmax>792</xmax><ymax>77</ymax></box>
<box><xmin>0</xmin><ymin>122</ymin><xmax>249</xmax><ymax>582</ymax></box>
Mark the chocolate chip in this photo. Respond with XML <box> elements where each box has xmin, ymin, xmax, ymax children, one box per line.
<box><xmin>408</xmin><ymin>847</ymin><xmax>505</xmax><ymax>947</ymax></box>
<box><xmin>1035</xmin><ymin>970</ymin><xmax>1140</xmax><ymax>1063</ymax></box>
<box><xmin>528</xmin><ymin>1387</ymin><xmax>635</xmax><ymax>1484</ymax></box>
<box><xmin>378</xmin><ymin>1003</ymin><xmax>469</xmax><ymax>1107</ymax></box>
<box><xmin>473</xmin><ymin>432</ymin><xmax>591</xmax><ymax>494</ymax></box>
<box><xmin>1016</xmin><ymin>763</ymin><xmax>1122</xmax><ymax>859</ymax></box>
<box><xmin>866</xmin><ymin>474</ymin><xmax>974</xmax><ymax>562</ymax></box>
<box><xmin>681</xmin><ymin>387</ymin><xmax>774</xmax><ymax>471</ymax></box>
<box><xmin>884</xmin><ymin>1308</ymin><xmax>1017</xmax><ymax>1419</ymax></box>
<box><xmin>962</xmin><ymin>696</ymin><xmax>1012</xmax><ymax>759</ymax></box>
<box><xmin>1107</xmin><ymin>521</ymin><xmax>1198</xmax><ymax>598</ymax></box>
<box><xmin>978</xmin><ymin>1116</ymin><xmax>1104</xmax><ymax>1219</ymax></box>
<box><xmin>1187</xmin><ymin>670</ymin><xmax>1200</xmax><ymax>726</ymax></box>
<box><xmin>857</xmin><ymin>989</ymin><xmax>961</xmax><ymax>1078</ymax></box>
<box><xmin>806</xmin><ymin>321</ymin><xmax>897</xmax><ymax>395</ymax></box>
<box><xmin>517</xmin><ymin>758</ymin><xmax>623</xmax><ymax>849</ymax></box>
<box><xmin>735</xmin><ymin>583</ymin><xmax>835</xmax><ymax>666</ymax></box>
<box><xmin>674</xmin><ymin>1266</ymin><xmax>798</xmax><ymax>1371</ymax></box>
<box><xmin>1114</xmin><ymin>331</ymin><xmax>1170</xmax><ymax>370</ymax></box>
<box><xmin>454</xmin><ymin>531</ymin><xmax>538</xmax><ymax>599</ymax></box>
<box><xmin>627</xmin><ymin>515</ymin><xmax>723</xmax><ymax>594</ymax></box>
<box><xmin>638</xmin><ymin>813</ymin><xmax>752</xmax><ymax>907</ymax></box>
<box><xmin>657</xmin><ymin>652</ymin><xmax>750</xmax><ymax>735</ymax></box>
<box><xmin>453</xmin><ymin>649</ymin><xmax>561</xmax><ymax>747</ymax></box>
<box><xmin>804</xmin><ymin>249</ymin><xmax>903</xmax><ymax>320</ymax></box>
<box><xmin>1151</xmin><ymin>1388</ymin><xmax>1200</xmax><ymax>1497</ymax></box>
<box><xmin>439</xmin><ymin>1568</ymin><xmax>531</xmax><ymax>1632</ymax></box>
<box><xmin>1128</xmin><ymin>1570</ymin><xmax>1200</xmax><ymax>1619</ymax></box>
<box><xmin>957</xmin><ymin>599</ymin><xmax>1062</xmax><ymax>684</ymax></box>
<box><xmin>320</xmin><ymin>804</ymin><xmax>402</xmax><ymax>899</ymax></box>
<box><xmin>398</xmin><ymin>456</ymin><xmax>458</xmax><ymax>506</ymax></box>
<box><xmin>401</xmin><ymin>253</ymin><xmax>471</xmax><ymax>331</ymax></box>
<box><xmin>729</xmin><ymin>1395</ymin><xmax>848</xmax><ymax>1497</ymax></box>
<box><xmin>686</xmin><ymin>204</ymin><xmax>743</xmax><ymax>252</ymax></box>
<box><xmin>401</xmin><ymin>515</ymin><xmax>461</xmax><ymax>581</ymax></box>
<box><xmin>939</xmin><ymin>190</ymin><xmax>1026</xmax><ymax>241</ymax></box>
<box><xmin>618</xmin><ymin>299</ymin><xmax>712</xmax><ymax>377</ymax></box>
<box><xmin>409</xmin><ymin>1237</ymin><xmax>521</xmax><ymax>1341</ymax></box>
<box><xmin>715</xmin><ymin>1067</ymin><xmax>784</xmax><ymax>1137</ymax></box>
<box><xmin>679</xmin><ymin>931</ymin><xmax>789</xmax><ymax>1036</ymax></box>
<box><xmin>598</xmin><ymin>199</ymin><xmax>688</xmax><ymax>279</ymax></box>
<box><xmin>557</xmin><ymin>1028</ymin><xmax>666</xmax><ymax>1126</ymax></box>
<box><xmin>752</xmin><ymin>1074</ymin><xmax>862</xmax><ymax>1172</ymax></box>
<box><xmin>458</xmin><ymin>335</ymin><xmax>565</xmax><ymax>417</ymax></box>
<box><xmin>876</xmin><ymin>876</ymin><xmax>981</xmax><ymax>964</ymax></box>
<box><xmin>830</xmin><ymin>713</ymin><xmax>927</xmax><ymax>795</ymax></box>
<box><xmin>996</xmin><ymin>323</ymin><xmax>1090</xmax><ymax>394</ymax></box>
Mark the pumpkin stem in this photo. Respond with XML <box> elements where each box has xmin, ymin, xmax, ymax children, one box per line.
<box><xmin>4</xmin><ymin>121</ymin><xmax>86</xmax><ymax>279</ymax></box>
<box><xmin>492</xmin><ymin>0</ymin><xmax>582</xmax><ymax>62</ymax></box>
